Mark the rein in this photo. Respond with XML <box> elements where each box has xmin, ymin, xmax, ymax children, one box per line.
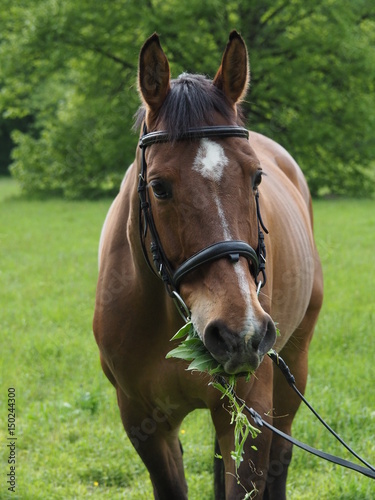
<box><xmin>217</xmin><ymin>352</ymin><xmax>375</xmax><ymax>480</ymax></box>
<box><xmin>138</xmin><ymin>125</ymin><xmax>267</xmax><ymax>320</ymax></box>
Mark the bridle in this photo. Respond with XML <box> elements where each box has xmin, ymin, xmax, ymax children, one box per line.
<box><xmin>138</xmin><ymin>125</ymin><xmax>268</xmax><ymax>320</ymax></box>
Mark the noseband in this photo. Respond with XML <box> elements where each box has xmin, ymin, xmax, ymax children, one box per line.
<box><xmin>138</xmin><ymin>125</ymin><xmax>268</xmax><ymax>320</ymax></box>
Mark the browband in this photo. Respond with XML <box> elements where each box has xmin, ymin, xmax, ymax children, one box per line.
<box><xmin>139</xmin><ymin>126</ymin><xmax>249</xmax><ymax>148</ymax></box>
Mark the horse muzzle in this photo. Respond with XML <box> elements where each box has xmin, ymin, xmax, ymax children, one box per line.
<box><xmin>202</xmin><ymin>315</ymin><xmax>277</xmax><ymax>374</ymax></box>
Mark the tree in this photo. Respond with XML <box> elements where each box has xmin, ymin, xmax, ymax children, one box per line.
<box><xmin>0</xmin><ymin>0</ymin><xmax>141</xmax><ymax>197</ymax></box>
<box><xmin>0</xmin><ymin>0</ymin><xmax>374</xmax><ymax>198</ymax></box>
<box><xmin>0</xmin><ymin>116</ymin><xmax>32</xmax><ymax>176</ymax></box>
<box><xmin>240</xmin><ymin>0</ymin><xmax>375</xmax><ymax>196</ymax></box>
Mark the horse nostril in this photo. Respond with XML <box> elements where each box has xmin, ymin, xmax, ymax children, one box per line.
<box><xmin>251</xmin><ymin>333</ymin><xmax>261</xmax><ymax>352</ymax></box>
<box><xmin>256</xmin><ymin>317</ymin><xmax>277</xmax><ymax>356</ymax></box>
<box><xmin>203</xmin><ymin>316</ymin><xmax>277</xmax><ymax>369</ymax></box>
<box><xmin>204</xmin><ymin>320</ymin><xmax>233</xmax><ymax>358</ymax></box>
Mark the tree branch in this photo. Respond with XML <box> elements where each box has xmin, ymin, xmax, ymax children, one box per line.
<box><xmin>89</xmin><ymin>44</ymin><xmax>135</xmax><ymax>71</ymax></box>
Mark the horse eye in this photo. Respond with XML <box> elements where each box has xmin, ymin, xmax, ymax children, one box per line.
<box><xmin>150</xmin><ymin>180</ymin><xmax>172</xmax><ymax>200</ymax></box>
<box><xmin>253</xmin><ymin>170</ymin><xmax>263</xmax><ymax>189</ymax></box>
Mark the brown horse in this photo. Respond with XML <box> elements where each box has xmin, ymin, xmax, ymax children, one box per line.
<box><xmin>93</xmin><ymin>31</ymin><xmax>323</xmax><ymax>499</ymax></box>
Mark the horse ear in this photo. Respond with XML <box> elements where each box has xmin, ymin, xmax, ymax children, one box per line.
<box><xmin>138</xmin><ymin>33</ymin><xmax>170</xmax><ymax>114</ymax></box>
<box><xmin>213</xmin><ymin>30</ymin><xmax>249</xmax><ymax>105</ymax></box>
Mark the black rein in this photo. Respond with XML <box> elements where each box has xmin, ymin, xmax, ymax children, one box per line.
<box><xmin>217</xmin><ymin>352</ymin><xmax>375</xmax><ymax>480</ymax></box>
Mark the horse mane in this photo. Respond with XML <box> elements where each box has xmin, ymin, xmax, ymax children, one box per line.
<box><xmin>134</xmin><ymin>73</ymin><xmax>244</xmax><ymax>139</ymax></box>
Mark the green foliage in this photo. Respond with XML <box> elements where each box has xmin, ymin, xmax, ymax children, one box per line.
<box><xmin>211</xmin><ymin>379</ymin><xmax>260</xmax><ymax>471</ymax></box>
<box><xmin>245</xmin><ymin>0</ymin><xmax>375</xmax><ymax>197</ymax></box>
<box><xmin>0</xmin><ymin>1</ymin><xmax>374</xmax><ymax>197</ymax></box>
<box><xmin>167</xmin><ymin>321</ymin><xmax>228</xmax><ymax>374</ymax></box>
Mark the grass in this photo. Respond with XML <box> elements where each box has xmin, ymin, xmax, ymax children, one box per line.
<box><xmin>0</xmin><ymin>177</ymin><xmax>374</xmax><ymax>499</ymax></box>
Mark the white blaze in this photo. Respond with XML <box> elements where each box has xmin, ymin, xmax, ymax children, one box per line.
<box><xmin>193</xmin><ymin>138</ymin><xmax>228</xmax><ymax>182</ymax></box>
<box><xmin>192</xmin><ymin>139</ymin><xmax>256</xmax><ymax>333</ymax></box>
<box><xmin>193</xmin><ymin>139</ymin><xmax>231</xmax><ymax>239</ymax></box>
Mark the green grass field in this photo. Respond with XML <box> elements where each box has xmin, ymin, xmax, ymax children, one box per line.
<box><xmin>1</xmin><ymin>177</ymin><xmax>374</xmax><ymax>499</ymax></box>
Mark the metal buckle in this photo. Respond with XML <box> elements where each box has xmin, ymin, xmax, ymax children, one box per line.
<box><xmin>171</xmin><ymin>291</ymin><xmax>191</xmax><ymax>322</ymax></box>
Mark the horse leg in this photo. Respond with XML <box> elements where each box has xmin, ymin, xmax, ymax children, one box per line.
<box><xmin>212</xmin><ymin>356</ymin><xmax>274</xmax><ymax>499</ymax></box>
<box><xmin>214</xmin><ymin>436</ymin><xmax>226</xmax><ymax>500</ymax></box>
<box><xmin>265</xmin><ymin>280</ymin><xmax>323</xmax><ymax>499</ymax></box>
<box><xmin>263</xmin><ymin>346</ymin><xmax>303</xmax><ymax>500</ymax></box>
<box><xmin>117</xmin><ymin>388</ymin><xmax>188</xmax><ymax>500</ymax></box>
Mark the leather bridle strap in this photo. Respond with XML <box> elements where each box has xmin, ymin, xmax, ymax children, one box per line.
<box><xmin>216</xmin><ymin>353</ymin><xmax>375</xmax><ymax>480</ymax></box>
<box><xmin>139</xmin><ymin>125</ymin><xmax>249</xmax><ymax>148</ymax></box>
<box><xmin>173</xmin><ymin>240</ymin><xmax>259</xmax><ymax>288</ymax></box>
<box><xmin>244</xmin><ymin>404</ymin><xmax>375</xmax><ymax>480</ymax></box>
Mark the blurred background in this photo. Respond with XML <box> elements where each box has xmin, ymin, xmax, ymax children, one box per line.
<box><xmin>1</xmin><ymin>0</ymin><xmax>374</xmax><ymax>199</ymax></box>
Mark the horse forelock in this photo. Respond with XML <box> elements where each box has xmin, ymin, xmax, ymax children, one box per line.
<box><xmin>134</xmin><ymin>74</ymin><xmax>243</xmax><ymax>138</ymax></box>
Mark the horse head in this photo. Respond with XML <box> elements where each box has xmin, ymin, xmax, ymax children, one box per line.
<box><xmin>137</xmin><ymin>31</ymin><xmax>276</xmax><ymax>374</ymax></box>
